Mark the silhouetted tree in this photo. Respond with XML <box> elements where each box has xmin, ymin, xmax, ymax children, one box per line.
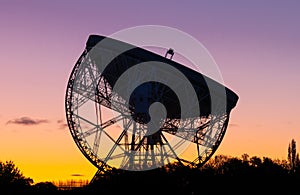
<box><xmin>241</xmin><ymin>153</ymin><xmax>249</xmax><ymax>162</ymax></box>
<box><xmin>3</xmin><ymin>151</ymin><xmax>300</xmax><ymax>195</ymax></box>
<box><xmin>75</xmin><ymin>153</ymin><xmax>300</xmax><ymax>194</ymax></box>
<box><xmin>288</xmin><ymin>138</ymin><xmax>299</xmax><ymax>173</ymax></box>
<box><xmin>32</xmin><ymin>181</ymin><xmax>58</xmax><ymax>193</ymax></box>
<box><xmin>0</xmin><ymin>160</ymin><xmax>33</xmax><ymax>193</ymax></box>
<box><xmin>249</xmin><ymin>156</ymin><xmax>262</xmax><ymax>167</ymax></box>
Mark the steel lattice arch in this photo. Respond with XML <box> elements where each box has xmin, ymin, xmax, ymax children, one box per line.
<box><xmin>65</xmin><ymin>35</ymin><xmax>239</xmax><ymax>177</ymax></box>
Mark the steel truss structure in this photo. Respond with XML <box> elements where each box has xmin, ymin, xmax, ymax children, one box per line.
<box><xmin>65</xmin><ymin>35</ymin><xmax>238</xmax><ymax>182</ymax></box>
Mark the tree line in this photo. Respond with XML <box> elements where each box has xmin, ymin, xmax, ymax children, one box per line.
<box><xmin>1</xmin><ymin>139</ymin><xmax>300</xmax><ymax>194</ymax></box>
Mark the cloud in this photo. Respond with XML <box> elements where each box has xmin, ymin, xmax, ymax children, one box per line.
<box><xmin>59</xmin><ymin>123</ymin><xmax>68</xmax><ymax>129</ymax></box>
<box><xmin>229</xmin><ymin>123</ymin><xmax>239</xmax><ymax>127</ymax></box>
<box><xmin>57</xmin><ymin>119</ymin><xmax>64</xmax><ymax>124</ymax></box>
<box><xmin>57</xmin><ymin>119</ymin><xmax>68</xmax><ymax>129</ymax></box>
<box><xmin>71</xmin><ymin>173</ymin><xmax>84</xmax><ymax>177</ymax></box>
<box><xmin>7</xmin><ymin>116</ymin><xmax>49</xmax><ymax>126</ymax></box>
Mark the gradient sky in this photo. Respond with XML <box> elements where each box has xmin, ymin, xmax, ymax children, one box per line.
<box><xmin>1</xmin><ymin>0</ymin><xmax>300</xmax><ymax>183</ymax></box>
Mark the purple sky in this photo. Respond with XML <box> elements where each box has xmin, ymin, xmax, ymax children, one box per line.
<box><xmin>0</xmin><ymin>0</ymin><xmax>300</xmax><ymax>182</ymax></box>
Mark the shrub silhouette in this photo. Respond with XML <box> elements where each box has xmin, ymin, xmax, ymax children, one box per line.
<box><xmin>0</xmin><ymin>160</ymin><xmax>33</xmax><ymax>193</ymax></box>
<box><xmin>32</xmin><ymin>181</ymin><xmax>58</xmax><ymax>193</ymax></box>
<box><xmin>1</xmin><ymin>151</ymin><xmax>300</xmax><ymax>194</ymax></box>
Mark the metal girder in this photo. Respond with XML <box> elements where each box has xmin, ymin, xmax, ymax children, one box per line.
<box><xmin>65</xmin><ymin>44</ymin><xmax>233</xmax><ymax>182</ymax></box>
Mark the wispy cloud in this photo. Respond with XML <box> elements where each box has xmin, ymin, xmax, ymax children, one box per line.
<box><xmin>229</xmin><ymin>123</ymin><xmax>239</xmax><ymax>127</ymax></box>
<box><xmin>57</xmin><ymin>119</ymin><xmax>64</xmax><ymax>124</ymax></box>
<box><xmin>57</xmin><ymin>119</ymin><xmax>68</xmax><ymax>129</ymax></box>
<box><xmin>7</xmin><ymin>116</ymin><xmax>49</xmax><ymax>126</ymax></box>
<box><xmin>71</xmin><ymin>173</ymin><xmax>84</xmax><ymax>177</ymax></box>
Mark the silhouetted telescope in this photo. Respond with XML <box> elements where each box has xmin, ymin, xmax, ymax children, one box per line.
<box><xmin>66</xmin><ymin>34</ymin><xmax>240</xmax><ymax>173</ymax></box>
<box><xmin>85</xmin><ymin>35</ymin><xmax>239</xmax><ymax>123</ymax></box>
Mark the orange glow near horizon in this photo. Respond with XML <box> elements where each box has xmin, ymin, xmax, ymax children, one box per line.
<box><xmin>0</xmin><ymin>121</ymin><xmax>95</xmax><ymax>183</ymax></box>
<box><xmin>1</xmin><ymin>0</ymin><xmax>300</xmax><ymax>184</ymax></box>
<box><xmin>0</xmin><ymin>109</ymin><xmax>295</xmax><ymax>184</ymax></box>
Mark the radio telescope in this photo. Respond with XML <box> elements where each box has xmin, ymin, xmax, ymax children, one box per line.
<box><xmin>65</xmin><ymin>34</ymin><xmax>239</xmax><ymax>179</ymax></box>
